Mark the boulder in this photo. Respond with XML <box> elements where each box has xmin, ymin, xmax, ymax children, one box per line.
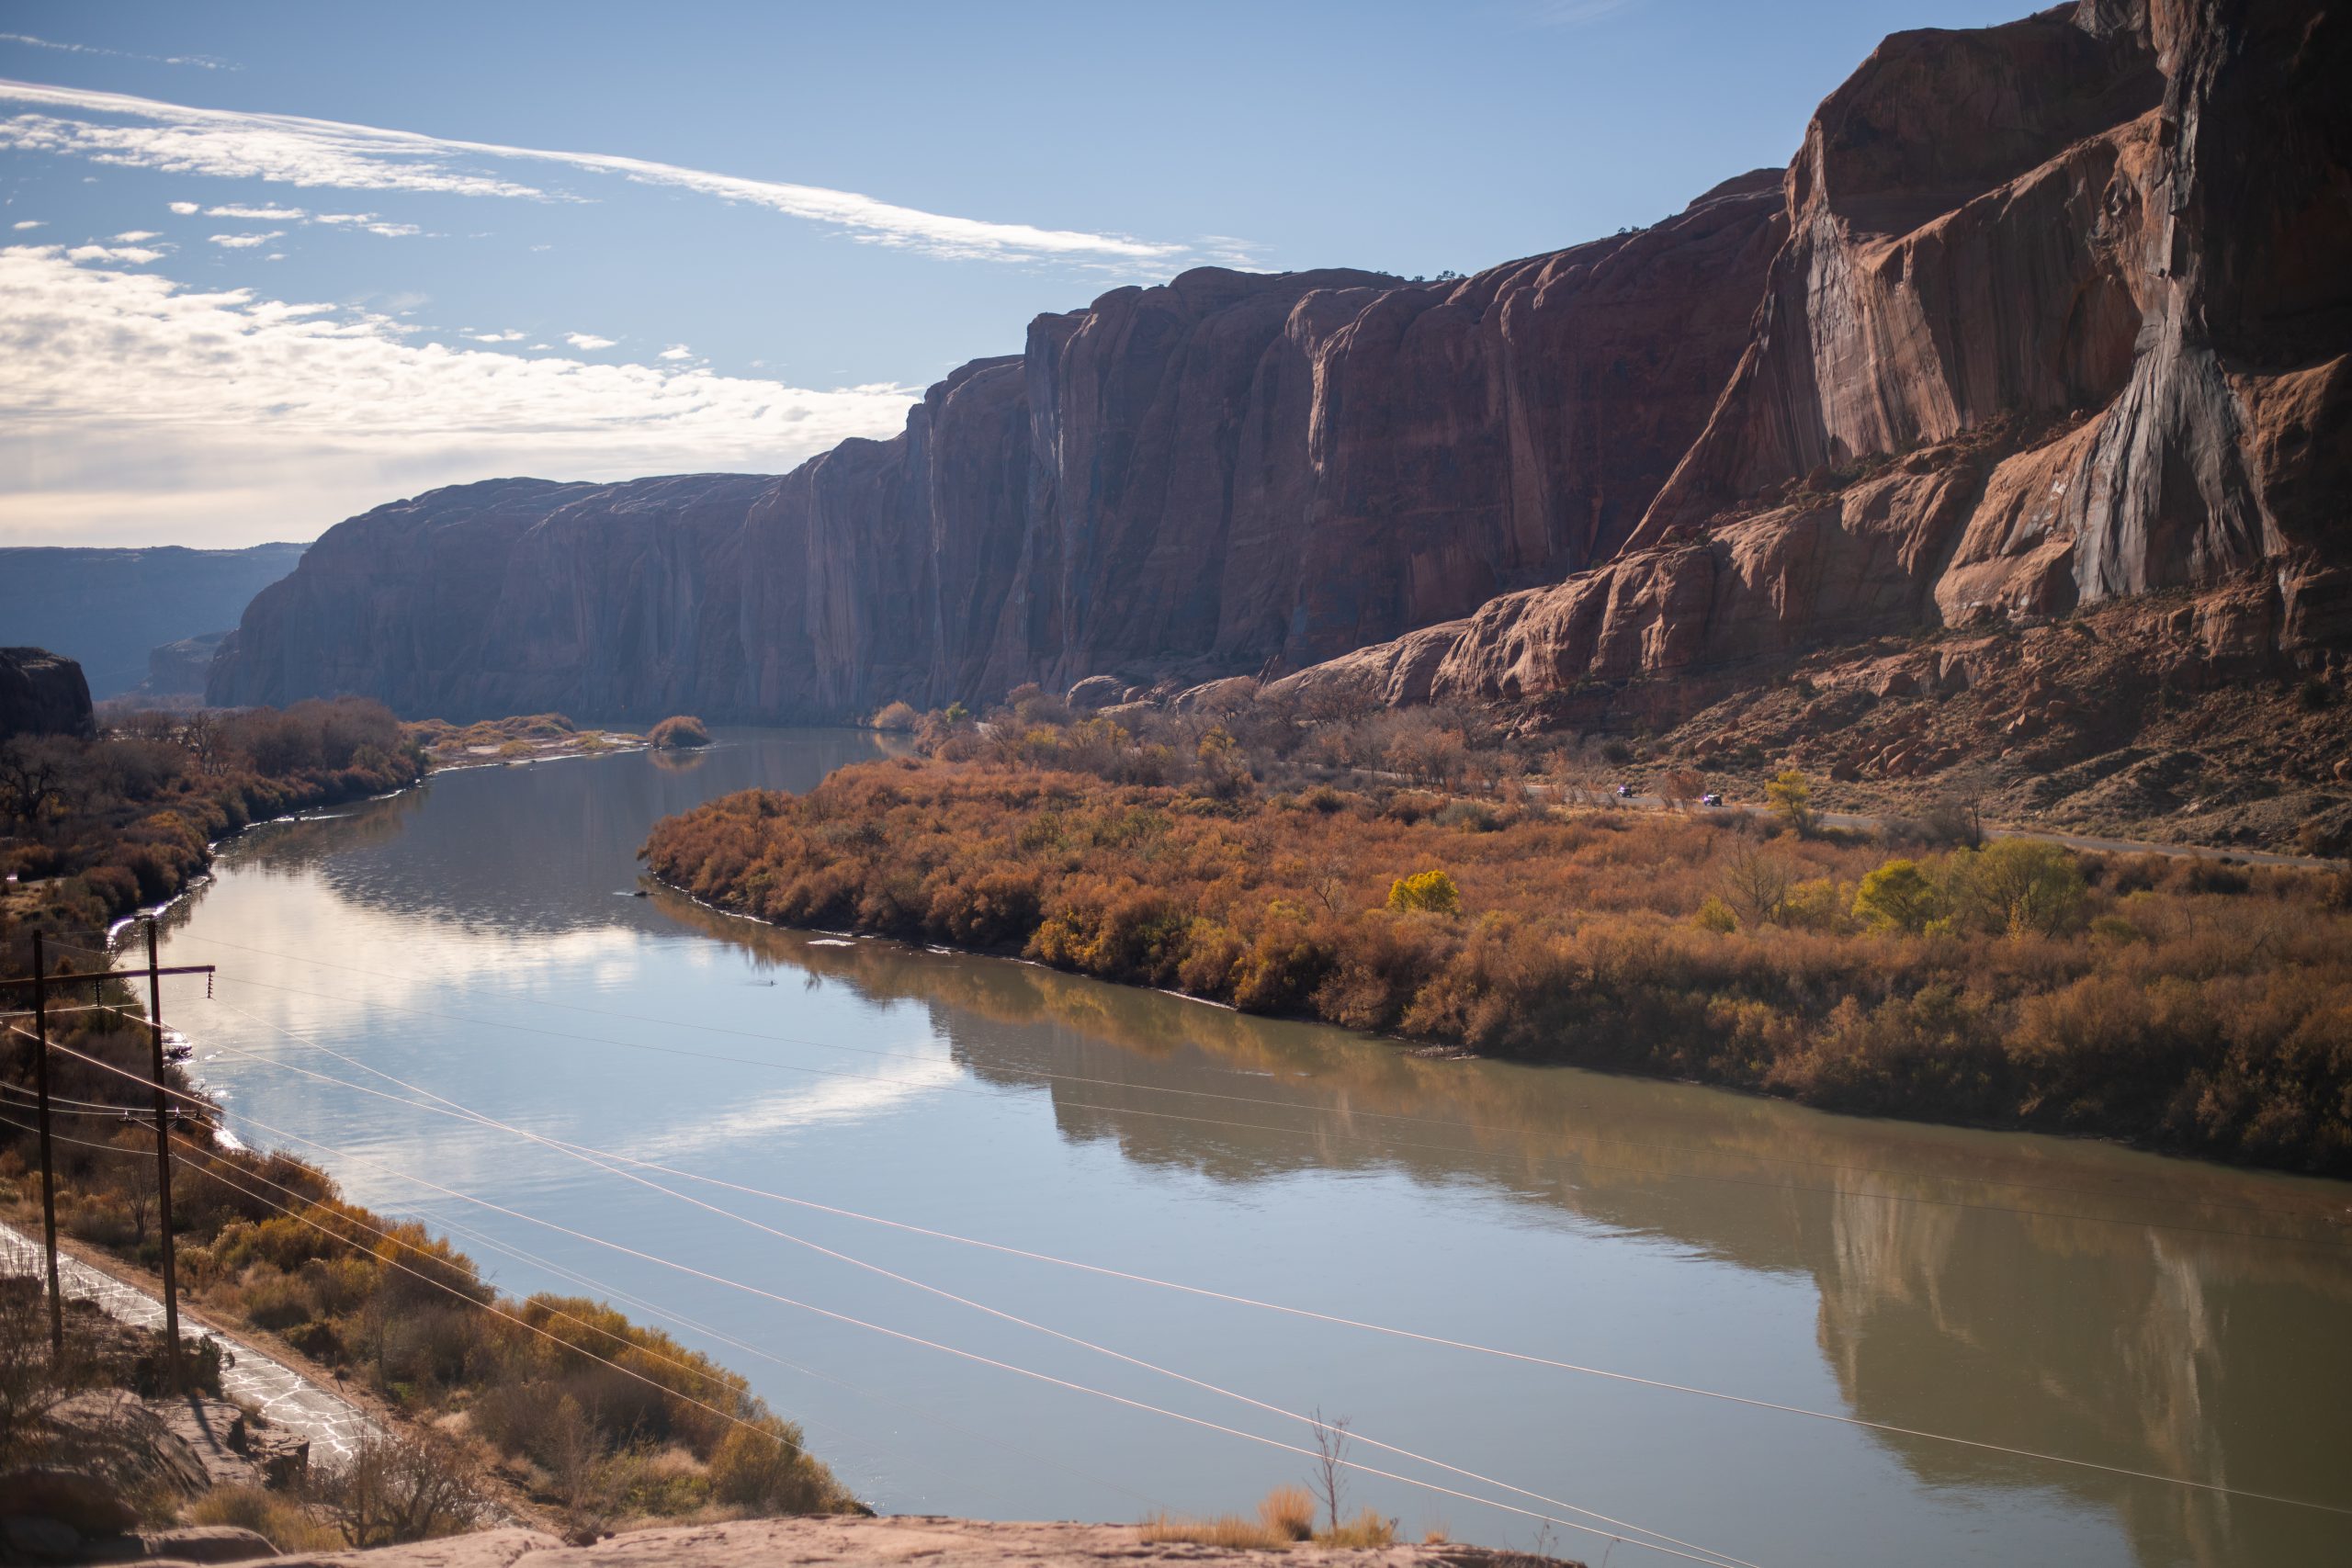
<box><xmin>135</xmin><ymin>1527</ymin><xmax>281</xmax><ymax>1563</ymax></box>
<box><xmin>1064</xmin><ymin>676</ymin><xmax>1124</xmax><ymax>712</ymax></box>
<box><xmin>0</xmin><ymin>648</ymin><xmax>95</xmax><ymax>739</ymax></box>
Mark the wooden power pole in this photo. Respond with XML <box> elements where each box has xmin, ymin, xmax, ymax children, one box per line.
<box><xmin>143</xmin><ymin>919</ymin><xmax>184</xmax><ymax>1392</ymax></box>
<box><xmin>29</xmin><ymin>931</ymin><xmax>64</xmax><ymax>1358</ymax></box>
<box><xmin>2</xmin><ymin>934</ymin><xmax>214</xmax><ymax>1382</ymax></box>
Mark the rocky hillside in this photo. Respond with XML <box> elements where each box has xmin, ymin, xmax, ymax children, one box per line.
<box><xmin>211</xmin><ymin>0</ymin><xmax>2346</xmax><ymax>745</ymax></box>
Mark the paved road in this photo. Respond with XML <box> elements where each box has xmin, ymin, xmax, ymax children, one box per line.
<box><xmin>1</xmin><ymin>1217</ymin><xmax>377</xmax><ymax>1463</ymax></box>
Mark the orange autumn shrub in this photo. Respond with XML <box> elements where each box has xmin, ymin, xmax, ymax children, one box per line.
<box><xmin>645</xmin><ymin>754</ymin><xmax>2352</xmax><ymax>1175</ymax></box>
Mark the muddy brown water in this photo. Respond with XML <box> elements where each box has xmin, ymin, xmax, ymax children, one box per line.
<box><xmin>135</xmin><ymin>730</ymin><xmax>2352</xmax><ymax>1568</ymax></box>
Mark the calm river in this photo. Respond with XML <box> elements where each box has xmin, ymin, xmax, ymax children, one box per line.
<box><xmin>137</xmin><ymin>731</ymin><xmax>2351</xmax><ymax>1568</ymax></box>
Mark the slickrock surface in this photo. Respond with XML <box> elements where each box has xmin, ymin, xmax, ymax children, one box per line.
<box><xmin>226</xmin><ymin>1519</ymin><xmax>1576</xmax><ymax>1568</ymax></box>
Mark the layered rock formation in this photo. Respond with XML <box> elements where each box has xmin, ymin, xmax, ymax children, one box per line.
<box><xmin>213</xmin><ymin>0</ymin><xmax>2346</xmax><ymax>726</ymax></box>
<box><xmin>209</xmin><ymin>188</ymin><xmax>1785</xmax><ymax>719</ymax></box>
<box><xmin>1286</xmin><ymin>0</ymin><xmax>2350</xmax><ymax>711</ymax></box>
<box><xmin>0</xmin><ymin>648</ymin><xmax>94</xmax><ymax>739</ymax></box>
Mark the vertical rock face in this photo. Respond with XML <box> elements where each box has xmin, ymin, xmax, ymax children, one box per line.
<box><xmin>212</xmin><ymin>0</ymin><xmax>2346</xmax><ymax>724</ymax></box>
<box><xmin>209</xmin><ymin>194</ymin><xmax>1784</xmax><ymax>720</ymax></box>
<box><xmin>0</xmin><ymin>648</ymin><xmax>96</xmax><ymax>739</ymax></box>
<box><xmin>1281</xmin><ymin>0</ymin><xmax>2351</xmax><ymax>711</ymax></box>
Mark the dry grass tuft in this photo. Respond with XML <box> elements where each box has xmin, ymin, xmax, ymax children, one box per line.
<box><xmin>187</xmin><ymin>1485</ymin><xmax>345</xmax><ymax>1552</ymax></box>
<box><xmin>1259</xmin><ymin>1484</ymin><xmax>1317</xmax><ymax>1542</ymax></box>
<box><xmin>1139</xmin><ymin>1488</ymin><xmax>1391</xmax><ymax>1551</ymax></box>
<box><xmin>1139</xmin><ymin>1509</ymin><xmax>1293</xmax><ymax>1550</ymax></box>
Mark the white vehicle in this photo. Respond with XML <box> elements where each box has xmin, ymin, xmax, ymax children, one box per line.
<box><xmin>1701</xmin><ymin>792</ymin><xmax>1724</xmax><ymax>807</ymax></box>
<box><xmin>1615</xmin><ymin>784</ymin><xmax>1635</xmax><ymax>799</ymax></box>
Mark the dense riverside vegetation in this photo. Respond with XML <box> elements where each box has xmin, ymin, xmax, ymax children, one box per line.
<box><xmin>0</xmin><ymin>699</ymin><xmax>424</xmax><ymax>938</ymax></box>
<box><xmin>646</xmin><ymin>689</ymin><xmax>2352</xmax><ymax>1175</ymax></box>
<box><xmin>0</xmin><ymin>994</ymin><xmax>854</xmax><ymax>1539</ymax></box>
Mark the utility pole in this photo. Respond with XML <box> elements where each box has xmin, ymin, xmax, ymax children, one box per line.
<box><xmin>0</xmin><ymin>939</ymin><xmax>213</xmax><ymax>1380</ymax></box>
<box><xmin>29</xmin><ymin>931</ymin><xmax>63</xmax><ymax>1359</ymax></box>
<box><xmin>144</xmin><ymin>918</ymin><xmax>183</xmax><ymax>1393</ymax></box>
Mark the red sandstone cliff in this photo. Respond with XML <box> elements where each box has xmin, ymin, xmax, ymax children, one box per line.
<box><xmin>208</xmin><ymin>186</ymin><xmax>1781</xmax><ymax>720</ymax></box>
<box><xmin>210</xmin><ymin>0</ymin><xmax>2347</xmax><ymax>724</ymax></box>
<box><xmin>1280</xmin><ymin>0</ymin><xmax>2350</xmax><ymax>713</ymax></box>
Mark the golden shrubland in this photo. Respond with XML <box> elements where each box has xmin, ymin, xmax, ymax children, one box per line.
<box><xmin>644</xmin><ymin>692</ymin><xmax>2352</xmax><ymax>1174</ymax></box>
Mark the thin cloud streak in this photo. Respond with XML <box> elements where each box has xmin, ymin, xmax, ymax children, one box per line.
<box><xmin>0</xmin><ymin>77</ymin><xmax>1208</xmax><ymax>265</ymax></box>
<box><xmin>0</xmin><ymin>31</ymin><xmax>235</xmax><ymax>71</ymax></box>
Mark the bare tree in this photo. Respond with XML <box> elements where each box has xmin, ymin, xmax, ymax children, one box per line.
<box><xmin>1720</xmin><ymin>842</ymin><xmax>1797</xmax><ymax>928</ymax></box>
<box><xmin>1308</xmin><ymin>851</ymin><xmax>1355</xmax><ymax>916</ymax></box>
<box><xmin>183</xmin><ymin>710</ymin><xmax>229</xmax><ymax>776</ymax></box>
<box><xmin>1308</xmin><ymin>1409</ymin><xmax>1351</xmax><ymax>1535</ymax></box>
<box><xmin>306</xmin><ymin>1427</ymin><xmax>481</xmax><ymax>1548</ymax></box>
<box><xmin>1661</xmin><ymin>767</ymin><xmax>1705</xmax><ymax>810</ymax></box>
<box><xmin>0</xmin><ymin>736</ymin><xmax>74</xmax><ymax>827</ymax></box>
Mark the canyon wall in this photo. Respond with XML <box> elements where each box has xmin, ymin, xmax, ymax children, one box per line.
<box><xmin>1282</xmin><ymin>0</ymin><xmax>2351</xmax><ymax>711</ymax></box>
<box><xmin>209</xmin><ymin>186</ymin><xmax>1782</xmax><ymax>720</ymax></box>
<box><xmin>212</xmin><ymin>0</ymin><xmax>2348</xmax><ymax>724</ymax></box>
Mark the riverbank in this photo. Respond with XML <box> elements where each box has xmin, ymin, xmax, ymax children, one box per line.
<box><xmin>643</xmin><ymin>752</ymin><xmax>2352</xmax><ymax>1177</ymax></box>
<box><xmin>2</xmin><ymin>699</ymin><xmax>427</xmax><ymax>944</ymax></box>
<box><xmin>248</xmin><ymin>1516</ymin><xmax>1583</xmax><ymax>1568</ymax></box>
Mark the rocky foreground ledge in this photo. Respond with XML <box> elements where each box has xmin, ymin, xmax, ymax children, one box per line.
<box><xmin>196</xmin><ymin>1519</ymin><xmax>1577</xmax><ymax>1568</ymax></box>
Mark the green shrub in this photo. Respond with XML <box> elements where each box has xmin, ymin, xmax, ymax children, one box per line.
<box><xmin>1385</xmin><ymin>869</ymin><xmax>1462</xmax><ymax>916</ymax></box>
<box><xmin>1854</xmin><ymin>858</ymin><xmax>1939</xmax><ymax>933</ymax></box>
<box><xmin>1691</xmin><ymin>896</ymin><xmax>1738</xmax><ymax>934</ymax></box>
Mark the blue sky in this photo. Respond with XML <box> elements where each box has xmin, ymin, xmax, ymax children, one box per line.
<box><xmin>0</xmin><ymin>0</ymin><xmax>2029</xmax><ymax>547</ymax></box>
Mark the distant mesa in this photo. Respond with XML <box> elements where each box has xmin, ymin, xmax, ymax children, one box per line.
<box><xmin>0</xmin><ymin>543</ymin><xmax>304</xmax><ymax>701</ymax></box>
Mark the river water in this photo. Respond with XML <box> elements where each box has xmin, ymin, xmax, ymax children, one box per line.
<box><xmin>138</xmin><ymin>730</ymin><xmax>2351</xmax><ymax>1568</ymax></box>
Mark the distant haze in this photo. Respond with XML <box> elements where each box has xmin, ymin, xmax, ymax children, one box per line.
<box><xmin>0</xmin><ymin>541</ymin><xmax>304</xmax><ymax>694</ymax></box>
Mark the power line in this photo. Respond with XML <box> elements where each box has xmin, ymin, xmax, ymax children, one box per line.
<box><xmin>167</xmin><ymin>931</ymin><xmax>2351</xmax><ymax>1229</ymax></box>
<box><xmin>175</xmin><ymin>1004</ymin><xmax>2352</xmax><ymax>1520</ymax></box>
<box><xmin>401</xmin><ymin>1197</ymin><xmax>1170</xmax><ymax>1512</ymax></box>
<box><xmin>172</xmin><ymin>1125</ymin><xmax>1754</xmax><ymax>1567</ymax></box>
<box><xmin>184</xmin><ymin>1005</ymin><xmax>1757</xmax><ymax>1568</ymax></box>
<box><xmin>21</xmin><ymin>1021</ymin><xmax>1767</xmax><ymax>1565</ymax></box>
<box><xmin>0</xmin><ymin>1101</ymin><xmax>1160</xmax><ymax>1518</ymax></box>
<box><xmin>201</xmin><ymin>973</ymin><xmax>2352</xmax><ymax>1250</ymax></box>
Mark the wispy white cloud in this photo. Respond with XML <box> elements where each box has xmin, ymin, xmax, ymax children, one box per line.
<box><xmin>563</xmin><ymin>331</ymin><xmax>616</xmax><ymax>351</ymax></box>
<box><xmin>0</xmin><ymin>31</ymin><xmax>234</xmax><ymax>71</ymax></box>
<box><xmin>64</xmin><ymin>243</ymin><xmax>163</xmax><ymax>264</ymax></box>
<box><xmin>204</xmin><ymin>202</ymin><xmax>304</xmax><ymax>220</ymax></box>
<box><xmin>0</xmin><ymin>77</ymin><xmax>1206</xmax><ymax>266</ymax></box>
<box><xmin>166</xmin><ymin>200</ymin><xmax>199</xmax><ymax>214</ymax></box>
<box><xmin>468</xmin><ymin>330</ymin><xmax>523</xmax><ymax>343</ymax></box>
<box><xmin>0</xmin><ymin>245</ymin><xmax>917</xmax><ymax>546</ymax></box>
<box><xmin>9</xmin><ymin>219</ymin><xmax>40</xmax><ymax>230</ymax></box>
<box><xmin>113</xmin><ymin>229</ymin><xmax>160</xmax><ymax>242</ymax></box>
<box><xmin>209</xmin><ymin>230</ymin><xmax>281</xmax><ymax>248</ymax></box>
<box><xmin>657</xmin><ymin>344</ymin><xmax>692</xmax><ymax>361</ymax></box>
